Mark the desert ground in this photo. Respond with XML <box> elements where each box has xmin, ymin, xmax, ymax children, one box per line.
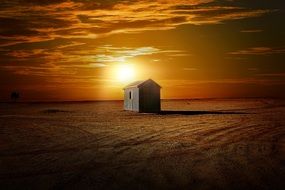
<box><xmin>0</xmin><ymin>99</ymin><xmax>285</xmax><ymax>190</ymax></box>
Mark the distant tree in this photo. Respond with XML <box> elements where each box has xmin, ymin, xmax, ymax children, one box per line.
<box><xmin>10</xmin><ymin>91</ymin><xmax>20</xmax><ymax>102</ymax></box>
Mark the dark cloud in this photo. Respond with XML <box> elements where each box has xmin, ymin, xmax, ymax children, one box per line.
<box><xmin>0</xmin><ymin>0</ymin><xmax>274</xmax><ymax>46</ymax></box>
<box><xmin>0</xmin><ymin>17</ymin><xmax>38</xmax><ymax>35</ymax></box>
<box><xmin>229</xmin><ymin>47</ymin><xmax>285</xmax><ymax>55</ymax></box>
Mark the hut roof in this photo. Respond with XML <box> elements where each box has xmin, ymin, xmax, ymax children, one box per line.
<box><xmin>124</xmin><ymin>79</ymin><xmax>161</xmax><ymax>89</ymax></box>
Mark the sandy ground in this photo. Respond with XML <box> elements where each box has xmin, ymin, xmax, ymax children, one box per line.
<box><xmin>0</xmin><ymin>99</ymin><xmax>285</xmax><ymax>190</ymax></box>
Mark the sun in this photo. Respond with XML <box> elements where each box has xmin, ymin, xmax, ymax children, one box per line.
<box><xmin>116</xmin><ymin>64</ymin><xmax>135</xmax><ymax>82</ymax></box>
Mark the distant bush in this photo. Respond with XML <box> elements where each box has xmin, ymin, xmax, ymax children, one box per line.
<box><xmin>11</xmin><ymin>91</ymin><xmax>20</xmax><ymax>102</ymax></box>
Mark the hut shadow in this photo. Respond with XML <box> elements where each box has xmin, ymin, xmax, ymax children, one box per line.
<box><xmin>158</xmin><ymin>110</ymin><xmax>246</xmax><ymax>115</ymax></box>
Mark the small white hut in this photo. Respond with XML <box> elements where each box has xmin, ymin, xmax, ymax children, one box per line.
<box><xmin>123</xmin><ymin>79</ymin><xmax>161</xmax><ymax>113</ymax></box>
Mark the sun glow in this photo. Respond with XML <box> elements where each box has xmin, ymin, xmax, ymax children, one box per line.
<box><xmin>116</xmin><ymin>64</ymin><xmax>136</xmax><ymax>82</ymax></box>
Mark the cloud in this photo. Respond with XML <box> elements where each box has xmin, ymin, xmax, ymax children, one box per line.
<box><xmin>2</xmin><ymin>45</ymin><xmax>186</xmax><ymax>77</ymax></box>
<box><xmin>228</xmin><ymin>47</ymin><xmax>285</xmax><ymax>55</ymax></box>
<box><xmin>7</xmin><ymin>49</ymin><xmax>48</xmax><ymax>59</ymax></box>
<box><xmin>0</xmin><ymin>0</ymin><xmax>274</xmax><ymax>46</ymax></box>
<box><xmin>183</xmin><ymin>68</ymin><xmax>198</xmax><ymax>71</ymax></box>
<box><xmin>5</xmin><ymin>44</ymin><xmax>186</xmax><ymax>63</ymax></box>
<box><xmin>92</xmin><ymin>46</ymin><xmax>160</xmax><ymax>63</ymax></box>
<box><xmin>255</xmin><ymin>73</ymin><xmax>285</xmax><ymax>77</ymax></box>
<box><xmin>248</xmin><ymin>68</ymin><xmax>259</xmax><ymax>71</ymax></box>
<box><xmin>240</xmin><ymin>29</ymin><xmax>263</xmax><ymax>33</ymax></box>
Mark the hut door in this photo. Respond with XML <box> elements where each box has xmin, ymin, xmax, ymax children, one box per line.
<box><xmin>129</xmin><ymin>91</ymin><xmax>133</xmax><ymax>110</ymax></box>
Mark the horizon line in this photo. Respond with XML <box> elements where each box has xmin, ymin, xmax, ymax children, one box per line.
<box><xmin>1</xmin><ymin>97</ymin><xmax>283</xmax><ymax>103</ymax></box>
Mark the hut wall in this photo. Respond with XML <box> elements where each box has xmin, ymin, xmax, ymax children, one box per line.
<box><xmin>124</xmin><ymin>88</ymin><xmax>139</xmax><ymax>111</ymax></box>
<box><xmin>139</xmin><ymin>84</ymin><xmax>161</xmax><ymax>113</ymax></box>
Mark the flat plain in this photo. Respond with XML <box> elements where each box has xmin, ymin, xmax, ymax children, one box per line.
<box><xmin>0</xmin><ymin>99</ymin><xmax>284</xmax><ymax>189</ymax></box>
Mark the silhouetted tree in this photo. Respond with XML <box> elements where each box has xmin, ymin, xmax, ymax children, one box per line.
<box><xmin>10</xmin><ymin>91</ymin><xmax>20</xmax><ymax>102</ymax></box>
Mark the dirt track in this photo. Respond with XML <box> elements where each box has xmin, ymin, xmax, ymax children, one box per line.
<box><xmin>0</xmin><ymin>99</ymin><xmax>284</xmax><ymax>189</ymax></box>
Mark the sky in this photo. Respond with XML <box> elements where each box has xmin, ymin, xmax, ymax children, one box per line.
<box><xmin>0</xmin><ymin>0</ymin><xmax>284</xmax><ymax>101</ymax></box>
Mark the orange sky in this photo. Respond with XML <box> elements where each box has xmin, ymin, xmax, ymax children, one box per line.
<box><xmin>0</xmin><ymin>0</ymin><xmax>285</xmax><ymax>101</ymax></box>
